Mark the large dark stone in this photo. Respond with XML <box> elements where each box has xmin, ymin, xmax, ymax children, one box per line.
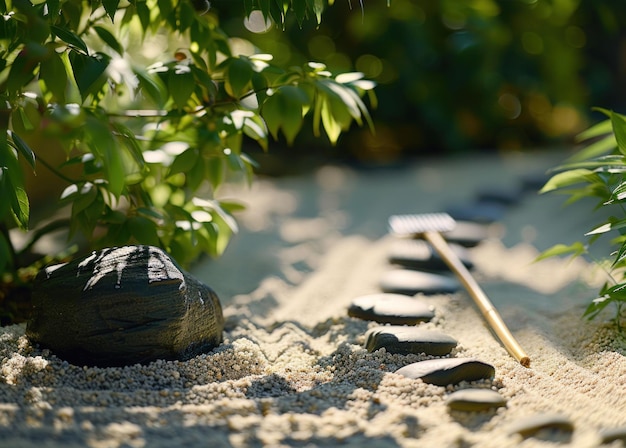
<box><xmin>26</xmin><ymin>245</ymin><xmax>224</xmax><ymax>367</ymax></box>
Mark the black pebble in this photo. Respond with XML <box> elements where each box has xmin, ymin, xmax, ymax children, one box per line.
<box><xmin>388</xmin><ymin>239</ymin><xmax>474</xmax><ymax>271</ymax></box>
<box><xmin>348</xmin><ymin>293</ymin><xmax>435</xmax><ymax>325</ymax></box>
<box><xmin>365</xmin><ymin>326</ymin><xmax>458</xmax><ymax>356</ymax></box>
<box><xmin>380</xmin><ymin>269</ymin><xmax>460</xmax><ymax>296</ymax></box>
<box><xmin>395</xmin><ymin>358</ymin><xmax>495</xmax><ymax>386</ymax></box>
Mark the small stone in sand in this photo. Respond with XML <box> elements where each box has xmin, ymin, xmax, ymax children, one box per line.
<box><xmin>508</xmin><ymin>413</ymin><xmax>574</xmax><ymax>439</ymax></box>
<box><xmin>380</xmin><ymin>269</ymin><xmax>460</xmax><ymax>296</ymax></box>
<box><xmin>395</xmin><ymin>358</ymin><xmax>495</xmax><ymax>386</ymax></box>
<box><xmin>348</xmin><ymin>293</ymin><xmax>435</xmax><ymax>325</ymax></box>
<box><xmin>365</xmin><ymin>326</ymin><xmax>457</xmax><ymax>356</ymax></box>
<box><xmin>444</xmin><ymin>221</ymin><xmax>489</xmax><ymax>247</ymax></box>
<box><xmin>445</xmin><ymin>388</ymin><xmax>507</xmax><ymax>412</ymax></box>
<box><xmin>476</xmin><ymin>186</ymin><xmax>523</xmax><ymax>205</ymax></box>
<box><xmin>446</xmin><ymin>202</ymin><xmax>507</xmax><ymax>224</ymax></box>
<box><xmin>599</xmin><ymin>426</ymin><xmax>626</xmax><ymax>444</ymax></box>
<box><xmin>388</xmin><ymin>239</ymin><xmax>474</xmax><ymax>271</ymax></box>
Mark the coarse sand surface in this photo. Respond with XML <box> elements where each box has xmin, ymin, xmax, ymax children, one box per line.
<box><xmin>1</xmin><ymin>150</ymin><xmax>624</xmax><ymax>447</ymax></box>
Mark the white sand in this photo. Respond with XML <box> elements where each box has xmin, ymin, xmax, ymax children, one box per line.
<box><xmin>1</xmin><ymin>150</ymin><xmax>625</xmax><ymax>447</ymax></box>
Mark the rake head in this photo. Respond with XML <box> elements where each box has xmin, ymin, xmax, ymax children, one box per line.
<box><xmin>388</xmin><ymin>213</ymin><xmax>457</xmax><ymax>237</ymax></box>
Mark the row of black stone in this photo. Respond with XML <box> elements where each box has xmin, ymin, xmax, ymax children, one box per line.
<box><xmin>343</xmin><ymin>176</ymin><xmax>626</xmax><ymax>441</ymax></box>
<box><xmin>347</xmin><ymin>214</ymin><xmax>503</xmax><ymax>411</ymax></box>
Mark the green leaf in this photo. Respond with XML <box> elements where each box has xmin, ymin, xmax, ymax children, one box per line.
<box><xmin>6</xmin><ymin>43</ymin><xmax>48</xmax><ymax>91</ymax></box>
<box><xmin>135</xmin><ymin>1</ymin><xmax>151</xmax><ymax>31</ymax></box>
<box><xmin>169</xmin><ymin>147</ymin><xmax>198</xmax><ymax>176</ymax></box>
<box><xmin>136</xmin><ymin>69</ymin><xmax>167</xmax><ymax>107</ymax></box>
<box><xmin>93</xmin><ymin>26</ymin><xmax>123</xmax><ymax>55</ymax></box>
<box><xmin>206</xmin><ymin>157</ymin><xmax>224</xmax><ymax>191</ymax></box>
<box><xmin>577</xmin><ymin>118</ymin><xmax>612</xmax><ymax>142</ymax></box>
<box><xmin>534</xmin><ymin>242</ymin><xmax>586</xmax><ymax>262</ymax></box>
<box><xmin>585</xmin><ymin>218</ymin><xmax>626</xmax><ymax>236</ymax></box>
<box><xmin>69</xmin><ymin>183</ymin><xmax>98</xmax><ymax>215</ymax></box>
<box><xmin>128</xmin><ymin>216</ymin><xmax>160</xmax><ymax>246</ymax></box>
<box><xmin>320</xmin><ymin>97</ymin><xmax>342</xmax><ymax>144</ymax></box>
<box><xmin>583</xmin><ymin>293</ymin><xmax>613</xmax><ymax>320</ymax></box>
<box><xmin>46</xmin><ymin>0</ymin><xmax>61</xmax><ymax>20</ymax></box>
<box><xmin>186</xmin><ymin>157</ymin><xmax>205</xmax><ymax>191</ymax></box>
<box><xmin>566</xmin><ymin>134</ymin><xmax>617</xmax><ymax>163</ymax></box>
<box><xmin>610</xmin><ymin>111</ymin><xmax>626</xmax><ymax>156</ymax></box>
<box><xmin>243</xmin><ymin>0</ymin><xmax>254</xmax><ymax>16</ymax></box>
<box><xmin>85</xmin><ymin>116</ymin><xmax>125</xmax><ymax>197</ymax></box>
<box><xmin>262</xmin><ymin>85</ymin><xmax>308</xmax><ymax>144</ymax></box>
<box><xmin>242</xmin><ymin>114</ymin><xmax>269</xmax><ymax>151</ymax></box>
<box><xmin>225</xmin><ymin>58</ymin><xmax>253</xmax><ymax>98</ymax></box>
<box><xmin>51</xmin><ymin>25</ymin><xmax>88</xmax><ymax>53</ymax></box>
<box><xmin>11</xmin><ymin>185</ymin><xmax>29</xmax><ymax>230</ymax></box>
<box><xmin>313</xmin><ymin>0</ymin><xmax>325</xmax><ymax>23</ymax></box>
<box><xmin>259</xmin><ymin>0</ymin><xmax>271</xmax><ymax>20</ymax></box>
<box><xmin>69</xmin><ymin>51</ymin><xmax>110</xmax><ymax>100</ymax></box>
<box><xmin>111</xmin><ymin>122</ymin><xmax>144</xmax><ymax>170</ymax></box>
<box><xmin>8</xmin><ymin>131</ymin><xmax>35</xmax><ymax>171</ymax></box>
<box><xmin>169</xmin><ymin>65</ymin><xmax>195</xmax><ymax>109</ymax></box>
<box><xmin>39</xmin><ymin>50</ymin><xmax>68</xmax><ymax>101</ymax></box>
<box><xmin>539</xmin><ymin>169</ymin><xmax>595</xmax><ymax>194</ymax></box>
<box><xmin>102</xmin><ymin>0</ymin><xmax>121</xmax><ymax>21</ymax></box>
<box><xmin>157</xmin><ymin>0</ymin><xmax>174</xmax><ymax>16</ymax></box>
<box><xmin>294</xmin><ymin>0</ymin><xmax>307</xmax><ymax>26</ymax></box>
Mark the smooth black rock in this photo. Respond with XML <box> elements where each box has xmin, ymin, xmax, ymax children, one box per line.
<box><xmin>348</xmin><ymin>293</ymin><xmax>435</xmax><ymax>325</ymax></box>
<box><xmin>444</xmin><ymin>221</ymin><xmax>490</xmax><ymax>247</ymax></box>
<box><xmin>599</xmin><ymin>426</ymin><xmax>626</xmax><ymax>444</ymax></box>
<box><xmin>380</xmin><ymin>269</ymin><xmax>460</xmax><ymax>296</ymax></box>
<box><xmin>365</xmin><ymin>326</ymin><xmax>457</xmax><ymax>356</ymax></box>
<box><xmin>476</xmin><ymin>186</ymin><xmax>523</xmax><ymax>206</ymax></box>
<box><xmin>388</xmin><ymin>239</ymin><xmax>473</xmax><ymax>271</ymax></box>
<box><xmin>446</xmin><ymin>202</ymin><xmax>506</xmax><ymax>224</ymax></box>
<box><xmin>445</xmin><ymin>388</ymin><xmax>507</xmax><ymax>411</ymax></box>
<box><xmin>394</xmin><ymin>358</ymin><xmax>495</xmax><ymax>386</ymax></box>
<box><xmin>26</xmin><ymin>245</ymin><xmax>224</xmax><ymax>367</ymax></box>
<box><xmin>508</xmin><ymin>413</ymin><xmax>574</xmax><ymax>439</ymax></box>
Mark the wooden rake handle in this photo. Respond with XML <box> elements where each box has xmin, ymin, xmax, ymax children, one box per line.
<box><xmin>424</xmin><ymin>230</ymin><xmax>531</xmax><ymax>368</ymax></box>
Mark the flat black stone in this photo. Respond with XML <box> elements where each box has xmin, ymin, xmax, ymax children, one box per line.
<box><xmin>380</xmin><ymin>269</ymin><xmax>460</xmax><ymax>296</ymax></box>
<box><xmin>348</xmin><ymin>293</ymin><xmax>435</xmax><ymax>325</ymax></box>
<box><xmin>445</xmin><ymin>388</ymin><xmax>507</xmax><ymax>411</ymax></box>
<box><xmin>508</xmin><ymin>414</ymin><xmax>574</xmax><ymax>438</ymax></box>
<box><xmin>476</xmin><ymin>186</ymin><xmax>523</xmax><ymax>206</ymax></box>
<box><xmin>365</xmin><ymin>326</ymin><xmax>457</xmax><ymax>356</ymax></box>
<box><xmin>446</xmin><ymin>202</ymin><xmax>506</xmax><ymax>224</ymax></box>
<box><xmin>388</xmin><ymin>239</ymin><xmax>474</xmax><ymax>271</ymax></box>
<box><xmin>444</xmin><ymin>221</ymin><xmax>490</xmax><ymax>247</ymax></box>
<box><xmin>394</xmin><ymin>358</ymin><xmax>495</xmax><ymax>386</ymax></box>
<box><xmin>599</xmin><ymin>426</ymin><xmax>626</xmax><ymax>444</ymax></box>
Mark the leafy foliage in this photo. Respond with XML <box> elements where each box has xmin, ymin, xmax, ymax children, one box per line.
<box><xmin>539</xmin><ymin>109</ymin><xmax>626</xmax><ymax>327</ymax></box>
<box><xmin>217</xmin><ymin>0</ymin><xmax>626</xmax><ymax>160</ymax></box>
<box><xmin>0</xmin><ymin>0</ymin><xmax>375</xmax><ymax>321</ymax></box>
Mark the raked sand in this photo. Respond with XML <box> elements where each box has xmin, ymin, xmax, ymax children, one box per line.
<box><xmin>1</xmin><ymin>150</ymin><xmax>625</xmax><ymax>447</ymax></box>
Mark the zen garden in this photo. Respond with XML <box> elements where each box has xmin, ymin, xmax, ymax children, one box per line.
<box><xmin>0</xmin><ymin>1</ymin><xmax>625</xmax><ymax>447</ymax></box>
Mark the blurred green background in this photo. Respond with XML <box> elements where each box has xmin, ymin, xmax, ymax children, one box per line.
<box><xmin>216</xmin><ymin>0</ymin><xmax>626</xmax><ymax>168</ymax></box>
